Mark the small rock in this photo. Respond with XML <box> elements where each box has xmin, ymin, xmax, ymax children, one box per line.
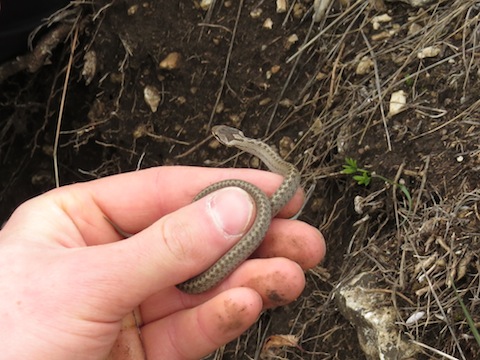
<box><xmin>405</xmin><ymin>311</ymin><xmax>425</xmax><ymax>326</ymax></box>
<box><xmin>271</xmin><ymin>65</ymin><xmax>281</xmax><ymax>74</ymax></box>
<box><xmin>279</xmin><ymin>136</ymin><xmax>294</xmax><ymax>158</ymax></box>
<box><xmin>408</xmin><ymin>22</ymin><xmax>423</xmax><ymax>36</ymax></box>
<box><xmin>371</xmin><ymin>31</ymin><xmax>391</xmax><ymax>41</ymax></box>
<box><xmin>208</xmin><ymin>138</ymin><xmax>222</xmax><ymax>150</ymax></box>
<box><xmin>250</xmin><ymin>8</ymin><xmax>262</xmax><ymax>18</ymax></box>
<box><xmin>266</xmin><ymin>65</ymin><xmax>279</xmax><ymax>79</ymax></box>
<box><xmin>127</xmin><ymin>5</ymin><xmax>138</xmax><ymax>15</ymax></box>
<box><xmin>285</xmin><ymin>34</ymin><xmax>298</xmax><ymax>51</ymax></box>
<box><xmin>279</xmin><ymin>98</ymin><xmax>293</xmax><ymax>107</ymax></box>
<box><xmin>371</xmin><ymin>13</ymin><xmax>392</xmax><ymax>30</ymax></box>
<box><xmin>356</xmin><ymin>56</ymin><xmax>374</xmax><ymax>75</ymax></box>
<box><xmin>259</xmin><ymin>97</ymin><xmax>271</xmax><ymax>106</ymax></box>
<box><xmin>292</xmin><ymin>3</ymin><xmax>305</xmax><ymax>18</ymax></box>
<box><xmin>228</xmin><ymin>114</ymin><xmax>242</xmax><ymax>127</ymax></box>
<box><xmin>159</xmin><ymin>52</ymin><xmax>182</xmax><ymax>70</ymax></box>
<box><xmin>175</xmin><ymin>96</ymin><xmax>186</xmax><ymax>105</ymax></box>
<box><xmin>276</xmin><ymin>0</ymin><xmax>287</xmax><ymax>13</ymax></box>
<box><xmin>82</xmin><ymin>50</ymin><xmax>97</xmax><ymax>85</ymax></box>
<box><xmin>200</xmin><ymin>0</ymin><xmax>212</xmax><ymax>10</ymax></box>
<box><xmin>263</xmin><ymin>18</ymin><xmax>273</xmax><ymax>29</ymax></box>
<box><xmin>417</xmin><ymin>45</ymin><xmax>441</xmax><ymax>59</ymax></box>
<box><xmin>143</xmin><ymin>85</ymin><xmax>161</xmax><ymax>112</ymax></box>
<box><xmin>388</xmin><ymin>90</ymin><xmax>407</xmax><ymax>117</ymax></box>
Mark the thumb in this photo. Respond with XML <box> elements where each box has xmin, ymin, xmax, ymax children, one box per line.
<box><xmin>80</xmin><ymin>187</ymin><xmax>256</xmax><ymax>313</ymax></box>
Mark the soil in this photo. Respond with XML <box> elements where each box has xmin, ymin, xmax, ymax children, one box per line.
<box><xmin>1</xmin><ymin>0</ymin><xmax>479</xmax><ymax>359</ymax></box>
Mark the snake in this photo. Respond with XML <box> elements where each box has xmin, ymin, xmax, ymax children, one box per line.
<box><xmin>176</xmin><ymin>125</ymin><xmax>300</xmax><ymax>294</ymax></box>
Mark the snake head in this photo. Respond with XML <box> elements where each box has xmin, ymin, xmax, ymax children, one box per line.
<box><xmin>211</xmin><ymin>125</ymin><xmax>245</xmax><ymax>146</ymax></box>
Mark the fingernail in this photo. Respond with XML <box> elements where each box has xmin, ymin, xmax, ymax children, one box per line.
<box><xmin>207</xmin><ymin>187</ymin><xmax>254</xmax><ymax>239</ymax></box>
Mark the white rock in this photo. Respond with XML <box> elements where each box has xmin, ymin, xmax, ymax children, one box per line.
<box><xmin>250</xmin><ymin>8</ymin><xmax>262</xmax><ymax>18</ymax></box>
<box><xmin>200</xmin><ymin>0</ymin><xmax>212</xmax><ymax>11</ymax></box>
<box><xmin>372</xmin><ymin>13</ymin><xmax>392</xmax><ymax>30</ymax></box>
<box><xmin>276</xmin><ymin>0</ymin><xmax>287</xmax><ymax>13</ymax></box>
<box><xmin>335</xmin><ymin>272</ymin><xmax>419</xmax><ymax>359</ymax></box>
<box><xmin>143</xmin><ymin>85</ymin><xmax>161</xmax><ymax>113</ymax></box>
<box><xmin>405</xmin><ymin>311</ymin><xmax>425</xmax><ymax>326</ymax></box>
<box><xmin>388</xmin><ymin>90</ymin><xmax>407</xmax><ymax>117</ymax></box>
<box><xmin>263</xmin><ymin>18</ymin><xmax>273</xmax><ymax>29</ymax></box>
<box><xmin>417</xmin><ymin>45</ymin><xmax>441</xmax><ymax>59</ymax></box>
<box><xmin>356</xmin><ymin>56</ymin><xmax>374</xmax><ymax>75</ymax></box>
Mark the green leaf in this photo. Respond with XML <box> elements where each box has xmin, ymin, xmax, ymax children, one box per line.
<box><xmin>362</xmin><ymin>176</ymin><xmax>371</xmax><ymax>186</ymax></box>
<box><xmin>398</xmin><ymin>184</ymin><xmax>413</xmax><ymax>210</ymax></box>
<box><xmin>353</xmin><ymin>174</ymin><xmax>370</xmax><ymax>186</ymax></box>
<box><xmin>341</xmin><ymin>165</ymin><xmax>357</xmax><ymax>174</ymax></box>
<box><xmin>344</xmin><ymin>157</ymin><xmax>357</xmax><ymax>169</ymax></box>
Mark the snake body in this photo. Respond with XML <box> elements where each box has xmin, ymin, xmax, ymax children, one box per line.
<box><xmin>176</xmin><ymin>125</ymin><xmax>300</xmax><ymax>294</ymax></box>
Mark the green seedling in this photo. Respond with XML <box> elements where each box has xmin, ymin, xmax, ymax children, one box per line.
<box><xmin>404</xmin><ymin>74</ymin><xmax>414</xmax><ymax>87</ymax></box>
<box><xmin>451</xmin><ymin>280</ymin><xmax>480</xmax><ymax>346</ymax></box>
<box><xmin>341</xmin><ymin>157</ymin><xmax>412</xmax><ymax>209</ymax></box>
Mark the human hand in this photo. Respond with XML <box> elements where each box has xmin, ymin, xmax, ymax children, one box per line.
<box><xmin>0</xmin><ymin>166</ymin><xmax>325</xmax><ymax>359</ymax></box>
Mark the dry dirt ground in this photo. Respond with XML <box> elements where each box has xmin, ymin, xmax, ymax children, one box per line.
<box><xmin>1</xmin><ymin>0</ymin><xmax>480</xmax><ymax>359</ymax></box>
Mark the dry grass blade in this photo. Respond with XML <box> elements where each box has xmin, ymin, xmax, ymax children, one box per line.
<box><xmin>410</xmin><ymin>339</ymin><xmax>461</xmax><ymax>360</ymax></box>
<box><xmin>53</xmin><ymin>27</ymin><xmax>79</xmax><ymax>187</ymax></box>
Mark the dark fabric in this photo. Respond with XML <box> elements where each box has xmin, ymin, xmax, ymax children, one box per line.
<box><xmin>0</xmin><ymin>0</ymin><xmax>70</xmax><ymax>62</ymax></box>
